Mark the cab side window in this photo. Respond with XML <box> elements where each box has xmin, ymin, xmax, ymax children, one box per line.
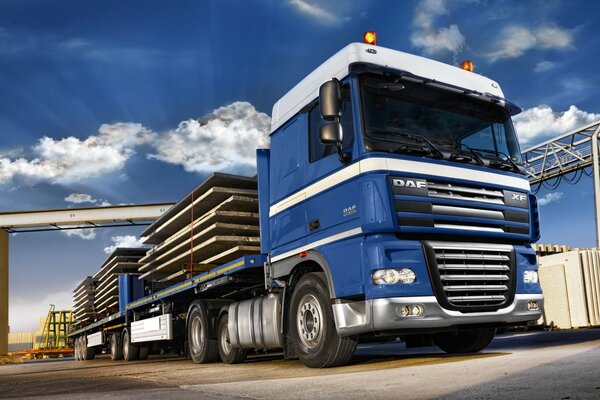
<box><xmin>308</xmin><ymin>89</ymin><xmax>354</xmax><ymax>163</ymax></box>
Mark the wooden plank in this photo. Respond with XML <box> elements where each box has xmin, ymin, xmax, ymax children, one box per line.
<box><xmin>140</xmin><ymin>173</ymin><xmax>257</xmax><ymax>241</ymax></box>
<box><xmin>139</xmin><ymin>197</ymin><xmax>258</xmax><ymax>264</ymax></box>
<box><xmin>141</xmin><ymin>187</ymin><xmax>258</xmax><ymax>245</ymax></box>
<box><xmin>140</xmin><ymin>223</ymin><xmax>259</xmax><ymax>271</ymax></box>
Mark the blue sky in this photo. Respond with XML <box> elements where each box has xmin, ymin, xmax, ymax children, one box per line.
<box><xmin>2</xmin><ymin>0</ymin><xmax>599</xmax><ymax>330</ymax></box>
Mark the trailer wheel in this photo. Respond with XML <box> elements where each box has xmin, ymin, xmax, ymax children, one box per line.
<box><xmin>217</xmin><ymin>313</ymin><xmax>246</xmax><ymax>364</ymax></box>
<box><xmin>289</xmin><ymin>273</ymin><xmax>357</xmax><ymax>368</ymax></box>
<box><xmin>138</xmin><ymin>344</ymin><xmax>150</xmax><ymax>360</ymax></box>
<box><xmin>122</xmin><ymin>330</ymin><xmax>139</xmax><ymax>361</ymax></box>
<box><xmin>187</xmin><ymin>302</ymin><xmax>218</xmax><ymax>364</ymax></box>
<box><xmin>434</xmin><ymin>328</ymin><xmax>496</xmax><ymax>354</ymax></box>
<box><xmin>110</xmin><ymin>333</ymin><xmax>123</xmax><ymax>361</ymax></box>
<box><xmin>83</xmin><ymin>341</ymin><xmax>95</xmax><ymax>361</ymax></box>
<box><xmin>74</xmin><ymin>337</ymin><xmax>81</xmax><ymax>361</ymax></box>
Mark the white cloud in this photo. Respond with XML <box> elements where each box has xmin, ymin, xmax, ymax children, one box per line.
<box><xmin>0</xmin><ymin>102</ymin><xmax>270</xmax><ymax>186</ymax></box>
<box><xmin>537</xmin><ymin>192</ymin><xmax>563</xmax><ymax>206</ymax></box>
<box><xmin>534</xmin><ymin>60</ymin><xmax>556</xmax><ymax>73</ymax></box>
<box><xmin>0</xmin><ymin>122</ymin><xmax>154</xmax><ymax>185</ymax></box>
<box><xmin>64</xmin><ymin>192</ymin><xmax>111</xmax><ymax>206</ymax></box>
<box><xmin>411</xmin><ymin>0</ymin><xmax>467</xmax><ymax>57</ymax></box>
<box><xmin>103</xmin><ymin>235</ymin><xmax>145</xmax><ymax>254</ymax></box>
<box><xmin>514</xmin><ymin>105</ymin><xmax>600</xmax><ymax>147</ymax></box>
<box><xmin>289</xmin><ymin>0</ymin><xmax>336</xmax><ymax>23</ymax></box>
<box><xmin>10</xmin><ymin>285</ymin><xmax>75</xmax><ymax>331</ymax></box>
<box><xmin>65</xmin><ymin>193</ymin><xmax>97</xmax><ymax>204</ymax></box>
<box><xmin>62</xmin><ymin>228</ymin><xmax>97</xmax><ymax>240</ymax></box>
<box><xmin>148</xmin><ymin>102</ymin><xmax>271</xmax><ymax>175</ymax></box>
<box><xmin>487</xmin><ymin>25</ymin><xmax>573</xmax><ymax>62</ymax></box>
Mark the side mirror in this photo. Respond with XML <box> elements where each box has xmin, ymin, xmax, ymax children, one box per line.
<box><xmin>320</xmin><ymin>122</ymin><xmax>350</xmax><ymax>163</ymax></box>
<box><xmin>319</xmin><ymin>79</ymin><xmax>341</xmax><ymax>121</ymax></box>
<box><xmin>319</xmin><ymin>122</ymin><xmax>342</xmax><ymax>145</ymax></box>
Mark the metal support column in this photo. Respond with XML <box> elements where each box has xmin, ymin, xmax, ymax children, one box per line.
<box><xmin>0</xmin><ymin>229</ymin><xmax>8</xmax><ymax>354</ymax></box>
<box><xmin>592</xmin><ymin>126</ymin><xmax>600</xmax><ymax>248</ymax></box>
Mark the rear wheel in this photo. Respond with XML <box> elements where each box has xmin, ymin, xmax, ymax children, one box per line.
<box><xmin>110</xmin><ymin>333</ymin><xmax>123</xmax><ymax>361</ymax></box>
<box><xmin>289</xmin><ymin>273</ymin><xmax>357</xmax><ymax>368</ymax></box>
<box><xmin>74</xmin><ymin>337</ymin><xmax>81</xmax><ymax>361</ymax></box>
<box><xmin>434</xmin><ymin>328</ymin><xmax>496</xmax><ymax>354</ymax></box>
<box><xmin>217</xmin><ymin>313</ymin><xmax>246</xmax><ymax>364</ymax></box>
<box><xmin>122</xmin><ymin>330</ymin><xmax>139</xmax><ymax>361</ymax></box>
<box><xmin>187</xmin><ymin>302</ymin><xmax>218</xmax><ymax>364</ymax></box>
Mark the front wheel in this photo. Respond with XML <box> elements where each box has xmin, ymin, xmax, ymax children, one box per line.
<box><xmin>434</xmin><ymin>328</ymin><xmax>496</xmax><ymax>354</ymax></box>
<box><xmin>289</xmin><ymin>273</ymin><xmax>357</xmax><ymax>368</ymax></box>
<box><xmin>217</xmin><ymin>313</ymin><xmax>246</xmax><ymax>364</ymax></box>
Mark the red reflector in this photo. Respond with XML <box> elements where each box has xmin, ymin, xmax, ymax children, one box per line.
<box><xmin>299</xmin><ymin>251</ymin><xmax>308</xmax><ymax>258</ymax></box>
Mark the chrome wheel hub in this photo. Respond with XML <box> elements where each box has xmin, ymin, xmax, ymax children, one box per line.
<box><xmin>297</xmin><ymin>294</ymin><xmax>323</xmax><ymax>349</ymax></box>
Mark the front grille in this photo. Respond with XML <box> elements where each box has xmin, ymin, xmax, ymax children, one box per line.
<box><xmin>424</xmin><ymin>241</ymin><xmax>515</xmax><ymax>312</ymax></box>
<box><xmin>390</xmin><ymin>177</ymin><xmax>530</xmax><ymax>237</ymax></box>
<box><xmin>427</xmin><ymin>181</ymin><xmax>505</xmax><ymax>205</ymax></box>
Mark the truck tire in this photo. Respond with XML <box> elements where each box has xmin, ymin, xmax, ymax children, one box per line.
<box><xmin>138</xmin><ymin>344</ymin><xmax>150</xmax><ymax>360</ymax></box>
<box><xmin>217</xmin><ymin>313</ymin><xmax>246</xmax><ymax>364</ymax></box>
<box><xmin>122</xmin><ymin>330</ymin><xmax>139</xmax><ymax>361</ymax></box>
<box><xmin>187</xmin><ymin>301</ymin><xmax>218</xmax><ymax>364</ymax></box>
<box><xmin>83</xmin><ymin>341</ymin><xmax>95</xmax><ymax>361</ymax></box>
<box><xmin>434</xmin><ymin>328</ymin><xmax>496</xmax><ymax>354</ymax></box>
<box><xmin>110</xmin><ymin>333</ymin><xmax>123</xmax><ymax>361</ymax></box>
<box><xmin>289</xmin><ymin>273</ymin><xmax>357</xmax><ymax>368</ymax></box>
<box><xmin>74</xmin><ymin>337</ymin><xmax>81</xmax><ymax>361</ymax></box>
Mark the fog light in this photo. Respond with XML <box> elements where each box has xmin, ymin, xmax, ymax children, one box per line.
<box><xmin>527</xmin><ymin>301</ymin><xmax>540</xmax><ymax>311</ymax></box>
<box><xmin>372</xmin><ymin>268</ymin><xmax>416</xmax><ymax>285</ymax></box>
<box><xmin>398</xmin><ymin>304</ymin><xmax>423</xmax><ymax>317</ymax></box>
<box><xmin>524</xmin><ymin>270</ymin><xmax>539</xmax><ymax>284</ymax></box>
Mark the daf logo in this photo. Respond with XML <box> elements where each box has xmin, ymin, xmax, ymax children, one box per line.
<box><xmin>511</xmin><ymin>193</ymin><xmax>527</xmax><ymax>202</ymax></box>
<box><xmin>393</xmin><ymin>179</ymin><xmax>427</xmax><ymax>189</ymax></box>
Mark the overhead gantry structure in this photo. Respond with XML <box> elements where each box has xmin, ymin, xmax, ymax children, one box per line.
<box><xmin>0</xmin><ymin>203</ymin><xmax>173</xmax><ymax>355</ymax></box>
<box><xmin>521</xmin><ymin>120</ymin><xmax>600</xmax><ymax>245</ymax></box>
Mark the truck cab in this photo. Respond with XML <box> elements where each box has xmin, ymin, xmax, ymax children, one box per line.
<box><xmin>259</xmin><ymin>42</ymin><xmax>542</xmax><ymax>365</ymax></box>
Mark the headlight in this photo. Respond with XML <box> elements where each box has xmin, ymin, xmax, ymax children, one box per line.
<box><xmin>524</xmin><ymin>270</ymin><xmax>539</xmax><ymax>284</ymax></box>
<box><xmin>372</xmin><ymin>268</ymin><xmax>416</xmax><ymax>285</ymax></box>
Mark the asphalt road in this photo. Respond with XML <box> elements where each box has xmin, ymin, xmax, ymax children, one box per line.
<box><xmin>1</xmin><ymin>329</ymin><xmax>599</xmax><ymax>400</ymax></box>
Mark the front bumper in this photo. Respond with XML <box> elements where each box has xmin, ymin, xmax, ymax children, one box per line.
<box><xmin>332</xmin><ymin>294</ymin><xmax>543</xmax><ymax>336</ymax></box>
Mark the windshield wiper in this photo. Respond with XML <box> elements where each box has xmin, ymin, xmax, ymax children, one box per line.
<box><xmin>469</xmin><ymin>148</ymin><xmax>522</xmax><ymax>173</ymax></box>
<box><xmin>370</xmin><ymin>130</ymin><xmax>444</xmax><ymax>159</ymax></box>
<box><xmin>458</xmin><ymin>143</ymin><xmax>484</xmax><ymax>165</ymax></box>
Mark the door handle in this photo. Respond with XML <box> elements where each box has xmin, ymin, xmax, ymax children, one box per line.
<box><xmin>308</xmin><ymin>219</ymin><xmax>321</xmax><ymax>231</ymax></box>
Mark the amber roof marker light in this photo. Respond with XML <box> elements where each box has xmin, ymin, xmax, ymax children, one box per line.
<box><xmin>363</xmin><ymin>31</ymin><xmax>377</xmax><ymax>45</ymax></box>
<box><xmin>461</xmin><ymin>60</ymin><xmax>474</xmax><ymax>72</ymax></box>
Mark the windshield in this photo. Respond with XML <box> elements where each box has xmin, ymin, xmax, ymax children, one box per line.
<box><xmin>360</xmin><ymin>74</ymin><xmax>523</xmax><ymax>167</ymax></box>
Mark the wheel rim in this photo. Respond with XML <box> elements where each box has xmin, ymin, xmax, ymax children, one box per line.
<box><xmin>297</xmin><ymin>294</ymin><xmax>323</xmax><ymax>349</ymax></box>
<box><xmin>190</xmin><ymin>315</ymin><xmax>204</xmax><ymax>355</ymax></box>
<box><xmin>219</xmin><ymin>318</ymin><xmax>232</xmax><ymax>355</ymax></box>
<box><xmin>111</xmin><ymin>336</ymin><xmax>116</xmax><ymax>356</ymax></box>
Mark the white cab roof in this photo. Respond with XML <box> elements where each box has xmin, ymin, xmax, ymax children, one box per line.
<box><xmin>270</xmin><ymin>42</ymin><xmax>506</xmax><ymax>133</ymax></box>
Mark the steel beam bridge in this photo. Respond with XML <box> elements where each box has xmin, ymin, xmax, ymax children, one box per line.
<box><xmin>521</xmin><ymin>120</ymin><xmax>600</xmax><ymax>246</ymax></box>
<box><xmin>0</xmin><ymin>203</ymin><xmax>174</xmax><ymax>355</ymax></box>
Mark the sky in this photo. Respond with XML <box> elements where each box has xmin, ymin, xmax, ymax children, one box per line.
<box><xmin>2</xmin><ymin>0</ymin><xmax>600</xmax><ymax>331</ymax></box>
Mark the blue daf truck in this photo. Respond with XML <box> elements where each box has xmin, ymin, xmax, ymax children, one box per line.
<box><xmin>69</xmin><ymin>38</ymin><xmax>543</xmax><ymax>368</ymax></box>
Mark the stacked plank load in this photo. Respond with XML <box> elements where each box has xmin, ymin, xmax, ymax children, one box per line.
<box><xmin>73</xmin><ymin>277</ymin><xmax>96</xmax><ymax>327</ymax></box>
<box><xmin>93</xmin><ymin>248</ymin><xmax>147</xmax><ymax>317</ymax></box>
<box><xmin>138</xmin><ymin>173</ymin><xmax>260</xmax><ymax>282</ymax></box>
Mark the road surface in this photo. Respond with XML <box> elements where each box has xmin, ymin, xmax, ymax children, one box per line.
<box><xmin>1</xmin><ymin>330</ymin><xmax>599</xmax><ymax>399</ymax></box>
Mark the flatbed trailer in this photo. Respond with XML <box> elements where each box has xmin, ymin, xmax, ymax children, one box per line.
<box><xmin>69</xmin><ymin>255</ymin><xmax>265</xmax><ymax>361</ymax></box>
